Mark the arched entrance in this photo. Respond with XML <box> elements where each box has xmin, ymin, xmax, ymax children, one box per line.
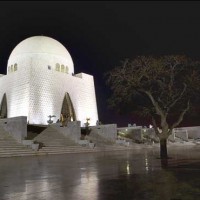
<box><xmin>0</xmin><ymin>93</ymin><xmax>7</xmax><ymax>119</ymax></box>
<box><xmin>60</xmin><ymin>92</ymin><xmax>76</xmax><ymax>123</ymax></box>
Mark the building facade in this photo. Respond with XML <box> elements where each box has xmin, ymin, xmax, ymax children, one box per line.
<box><xmin>0</xmin><ymin>36</ymin><xmax>98</xmax><ymax>126</ymax></box>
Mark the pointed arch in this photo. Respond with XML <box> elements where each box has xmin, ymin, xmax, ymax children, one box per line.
<box><xmin>61</xmin><ymin>92</ymin><xmax>76</xmax><ymax>121</ymax></box>
<box><xmin>55</xmin><ymin>63</ymin><xmax>60</xmax><ymax>71</ymax></box>
<box><xmin>0</xmin><ymin>93</ymin><xmax>7</xmax><ymax>119</ymax></box>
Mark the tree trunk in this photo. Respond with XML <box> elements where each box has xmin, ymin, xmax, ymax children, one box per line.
<box><xmin>160</xmin><ymin>138</ymin><xmax>168</xmax><ymax>159</ymax></box>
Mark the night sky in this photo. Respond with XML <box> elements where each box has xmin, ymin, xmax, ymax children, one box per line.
<box><xmin>0</xmin><ymin>1</ymin><xmax>200</xmax><ymax>127</ymax></box>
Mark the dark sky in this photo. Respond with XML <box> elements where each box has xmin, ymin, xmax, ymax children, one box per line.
<box><xmin>0</xmin><ymin>1</ymin><xmax>200</xmax><ymax>127</ymax></box>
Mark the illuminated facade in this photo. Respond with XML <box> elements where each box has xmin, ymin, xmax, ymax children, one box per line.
<box><xmin>0</xmin><ymin>36</ymin><xmax>98</xmax><ymax>126</ymax></box>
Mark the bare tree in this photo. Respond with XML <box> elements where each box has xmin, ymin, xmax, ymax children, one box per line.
<box><xmin>106</xmin><ymin>55</ymin><xmax>200</xmax><ymax>159</ymax></box>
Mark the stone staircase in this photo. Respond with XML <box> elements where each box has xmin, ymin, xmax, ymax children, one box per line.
<box><xmin>86</xmin><ymin>130</ymin><xmax>115</xmax><ymax>147</ymax></box>
<box><xmin>33</xmin><ymin>126</ymin><xmax>142</xmax><ymax>155</ymax></box>
<box><xmin>0</xmin><ymin>126</ymin><xmax>37</xmax><ymax>158</ymax></box>
<box><xmin>86</xmin><ymin>130</ymin><xmax>143</xmax><ymax>150</ymax></box>
<box><xmin>0</xmin><ymin>125</ymin><xmax>143</xmax><ymax>158</ymax></box>
<box><xmin>34</xmin><ymin>126</ymin><xmax>99</xmax><ymax>154</ymax></box>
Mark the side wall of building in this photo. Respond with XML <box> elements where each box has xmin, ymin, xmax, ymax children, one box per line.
<box><xmin>1</xmin><ymin>54</ymin><xmax>98</xmax><ymax>126</ymax></box>
<box><xmin>27</xmin><ymin>54</ymin><xmax>98</xmax><ymax>126</ymax></box>
<box><xmin>0</xmin><ymin>116</ymin><xmax>27</xmax><ymax>142</ymax></box>
<box><xmin>0</xmin><ymin>55</ymin><xmax>30</xmax><ymax>119</ymax></box>
<box><xmin>90</xmin><ymin>124</ymin><xmax>117</xmax><ymax>141</ymax></box>
<box><xmin>174</xmin><ymin>126</ymin><xmax>200</xmax><ymax>139</ymax></box>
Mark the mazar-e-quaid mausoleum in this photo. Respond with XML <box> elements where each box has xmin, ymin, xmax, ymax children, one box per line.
<box><xmin>0</xmin><ymin>36</ymin><xmax>98</xmax><ymax>126</ymax></box>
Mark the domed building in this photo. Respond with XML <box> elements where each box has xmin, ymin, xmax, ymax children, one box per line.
<box><xmin>0</xmin><ymin>36</ymin><xmax>98</xmax><ymax>126</ymax></box>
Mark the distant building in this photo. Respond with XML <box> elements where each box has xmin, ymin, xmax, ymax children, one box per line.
<box><xmin>0</xmin><ymin>36</ymin><xmax>98</xmax><ymax>126</ymax></box>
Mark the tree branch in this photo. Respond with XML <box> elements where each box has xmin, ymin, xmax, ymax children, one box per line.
<box><xmin>167</xmin><ymin>83</ymin><xmax>187</xmax><ymax>113</ymax></box>
<box><xmin>144</xmin><ymin>91</ymin><xmax>168</xmax><ymax>129</ymax></box>
<box><xmin>171</xmin><ymin>100</ymin><xmax>190</xmax><ymax>130</ymax></box>
<box><xmin>152</xmin><ymin>116</ymin><xmax>160</xmax><ymax>136</ymax></box>
<box><xmin>144</xmin><ymin>91</ymin><xmax>166</xmax><ymax>118</ymax></box>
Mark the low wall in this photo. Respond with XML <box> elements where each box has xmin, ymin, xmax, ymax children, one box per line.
<box><xmin>168</xmin><ymin>132</ymin><xmax>175</xmax><ymax>141</ymax></box>
<box><xmin>174</xmin><ymin>129</ymin><xmax>188</xmax><ymax>141</ymax></box>
<box><xmin>90</xmin><ymin>124</ymin><xmax>117</xmax><ymax>141</ymax></box>
<box><xmin>0</xmin><ymin>116</ymin><xmax>27</xmax><ymax>142</ymax></box>
<box><xmin>174</xmin><ymin>127</ymin><xmax>200</xmax><ymax>139</ymax></box>
<box><xmin>182</xmin><ymin>126</ymin><xmax>200</xmax><ymax>139</ymax></box>
<box><xmin>117</xmin><ymin>127</ymin><xmax>143</xmax><ymax>141</ymax></box>
<box><xmin>51</xmin><ymin>121</ymin><xmax>81</xmax><ymax>142</ymax></box>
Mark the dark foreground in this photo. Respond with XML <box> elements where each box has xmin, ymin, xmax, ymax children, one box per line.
<box><xmin>0</xmin><ymin>146</ymin><xmax>200</xmax><ymax>200</ymax></box>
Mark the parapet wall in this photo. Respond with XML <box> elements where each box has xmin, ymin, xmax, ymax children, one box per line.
<box><xmin>174</xmin><ymin>126</ymin><xmax>200</xmax><ymax>139</ymax></box>
<box><xmin>51</xmin><ymin>121</ymin><xmax>81</xmax><ymax>142</ymax></box>
<box><xmin>90</xmin><ymin>124</ymin><xmax>117</xmax><ymax>141</ymax></box>
<box><xmin>0</xmin><ymin>116</ymin><xmax>27</xmax><ymax>142</ymax></box>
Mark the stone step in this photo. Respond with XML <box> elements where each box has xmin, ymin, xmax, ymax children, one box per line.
<box><xmin>35</xmin><ymin>137</ymin><xmax>67</xmax><ymax>139</ymax></box>
<box><xmin>97</xmin><ymin>147</ymin><xmax>139</xmax><ymax>150</ymax></box>
<box><xmin>41</xmin><ymin>145</ymin><xmax>139</xmax><ymax>150</ymax></box>
<box><xmin>0</xmin><ymin>146</ymin><xmax>140</xmax><ymax>157</ymax></box>
<box><xmin>39</xmin><ymin>147</ymin><xmax>96</xmax><ymax>151</ymax></box>
<box><xmin>0</xmin><ymin>145</ymin><xmax>23</xmax><ymax>146</ymax></box>
<box><xmin>0</xmin><ymin>147</ymin><xmax>27</xmax><ymax>149</ymax></box>
<box><xmin>0</xmin><ymin>150</ymin><xmax>48</xmax><ymax>157</ymax></box>
<box><xmin>39</xmin><ymin>149</ymin><xmax>99</xmax><ymax>154</ymax></box>
<box><xmin>0</xmin><ymin>151</ymin><xmax>37</xmax><ymax>155</ymax></box>
<box><xmin>35</xmin><ymin>139</ymin><xmax>75</xmax><ymax>143</ymax></box>
<box><xmin>0</xmin><ymin>153</ymin><xmax>38</xmax><ymax>158</ymax></box>
<box><xmin>33</xmin><ymin>127</ymin><xmax>78</xmax><ymax>152</ymax></box>
<box><xmin>38</xmin><ymin>148</ymin><xmax>138</xmax><ymax>155</ymax></box>
<box><xmin>35</xmin><ymin>131</ymin><xmax>64</xmax><ymax>135</ymax></box>
<box><xmin>39</xmin><ymin>140</ymin><xmax>76</xmax><ymax>142</ymax></box>
<box><xmin>0</xmin><ymin>141</ymin><xmax>22</xmax><ymax>144</ymax></box>
<box><xmin>0</xmin><ymin>138</ymin><xmax>11</xmax><ymax>140</ymax></box>
<box><xmin>42</xmin><ymin>144</ymin><xmax>77</xmax><ymax>146</ymax></box>
<box><xmin>42</xmin><ymin>144</ymin><xmax>79</xmax><ymax>146</ymax></box>
<box><xmin>36</xmin><ymin>140</ymin><xmax>75</xmax><ymax>143</ymax></box>
<box><xmin>0</xmin><ymin>138</ymin><xmax>15</xmax><ymax>140</ymax></box>
<box><xmin>42</xmin><ymin>145</ymin><xmax>83</xmax><ymax>148</ymax></box>
<box><xmin>0</xmin><ymin>151</ymin><xmax>35</xmax><ymax>154</ymax></box>
<box><xmin>0</xmin><ymin>141</ymin><xmax>17</xmax><ymax>143</ymax></box>
<box><xmin>40</xmin><ymin>146</ymin><xmax>138</xmax><ymax>152</ymax></box>
<box><xmin>46</xmin><ymin>152</ymin><xmax>98</xmax><ymax>155</ymax></box>
<box><xmin>41</xmin><ymin>143</ymin><xmax>77</xmax><ymax>146</ymax></box>
<box><xmin>40</xmin><ymin>151</ymin><xmax>100</xmax><ymax>155</ymax></box>
<box><xmin>0</xmin><ymin>143</ymin><xmax>26</xmax><ymax>146</ymax></box>
<box><xmin>33</xmin><ymin>126</ymin><xmax>139</xmax><ymax>156</ymax></box>
<box><xmin>0</xmin><ymin>125</ymin><xmax>38</xmax><ymax>158</ymax></box>
<box><xmin>0</xmin><ymin>146</ymin><xmax>28</xmax><ymax>150</ymax></box>
<box><xmin>0</xmin><ymin>148</ymin><xmax>34</xmax><ymax>151</ymax></box>
<box><xmin>37</xmin><ymin>138</ymin><xmax>70</xmax><ymax>140</ymax></box>
<box><xmin>37</xmin><ymin>139</ymin><xmax>76</xmax><ymax>142</ymax></box>
<box><xmin>41</xmin><ymin>148</ymin><xmax>87</xmax><ymax>151</ymax></box>
<box><xmin>0</xmin><ymin>145</ymin><xmax>34</xmax><ymax>150</ymax></box>
<box><xmin>36</xmin><ymin>140</ymin><xmax>75</xmax><ymax>144</ymax></box>
<box><xmin>36</xmin><ymin>139</ymin><xmax>67</xmax><ymax>142</ymax></box>
<box><xmin>42</xmin><ymin>147</ymin><xmax>92</xmax><ymax>151</ymax></box>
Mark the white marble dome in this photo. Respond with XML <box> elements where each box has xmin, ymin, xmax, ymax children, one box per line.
<box><xmin>7</xmin><ymin>36</ymin><xmax>74</xmax><ymax>73</ymax></box>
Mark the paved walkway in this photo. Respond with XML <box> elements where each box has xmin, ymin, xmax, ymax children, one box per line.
<box><xmin>0</xmin><ymin>146</ymin><xmax>200</xmax><ymax>200</ymax></box>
